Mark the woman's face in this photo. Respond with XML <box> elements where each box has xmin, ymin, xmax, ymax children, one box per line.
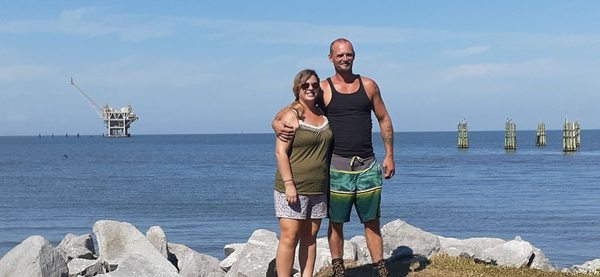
<box><xmin>298</xmin><ymin>75</ymin><xmax>319</xmax><ymax>103</ymax></box>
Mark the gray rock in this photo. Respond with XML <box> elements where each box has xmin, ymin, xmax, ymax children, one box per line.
<box><xmin>476</xmin><ymin>239</ymin><xmax>535</xmax><ymax>267</ymax></box>
<box><xmin>381</xmin><ymin>219</ymin><xmax>441</xmax><ymax>258</ymax></box>
<box><xmin>56</xmin><ymin>233</ymin><xmax>96</xmax><ymax>261</ymax></box>
<box><xmin>350</xmin><ymin>235</ymin><xmax>373</xmax><ymax>266</ymax></box>
<box><xmin>67</xmin><ymin>258</ymin><xmax>103</xmax><ymax>277</ymax></box>
<box><xmin>439</xmin><ymin>235</ymin><xmax>554</xmax><ymax>270</ymax></box>
<box><xmin>220</xmin><ymin>243</ymin><xmax>245</xmax><ymax>271</ymax></box>
<box><xmin>146</xmin><ymin>226</ymin><xmax>169</xmax><ymax>258</ymax></box>
<box><xmin>99</xmin><ymin>254</ymin><xmax>180</xmax><ymax>277</ymax></box>
<box><xmin>225</xmin><ymin>229</ymin><xmax>278</xmax><ymax>277</ymax></box>
<box><xmin>438</xmin><ymin>236</ymin><xmax>505</xmax><ymax>258</ymax></box>
<box><xmin>168</xmin><ymin>242</ymin><xmax>225</xmax><ymax>277</ymax></box>
<box><xmin>92</xmin><ymin>220</ymin><xmax>177</xmax><ymax>273</ymax></box>
<box><xmin>529</xmin><ymin>245</ymin><xmax>554</xmax><ymax>270</ymax></box>
<box><xmin>565</xmin><ymin>259</ymin><xmax>600</xmax><ymax>274</ymax></box>
<box><xmin>0</xmin><ymin>235</ymin><xmax>68</xmax><ymax>277</ymax></box>
<box><xmin>313</xmin><ymin>237</ymin><xmax>357</xmax><ymax>272</ymax></box>
<box><xmin>224</xmin><ymin>243</ymin><xmax>245</xmax><ymax>258</ymax></box>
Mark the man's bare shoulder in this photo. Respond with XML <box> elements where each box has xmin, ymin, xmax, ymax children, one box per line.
<box><xmin>359</xmin><ymin>75</ymin><xmax>377</xmax><ymax>87</ymax></box>
<box><xmin>319</xmin><ymin>79</ymin><xmax>330</xmax><ymax>89</ymax></box>
<box><xmin>360</xmin><ymin>75</ymin><xmax>380</xmax><ymax>98</ymax></box>
<box><xmin>319</xmin><ymin>79</ymin><xmax>332</xmax><ymax>103</ymax></box>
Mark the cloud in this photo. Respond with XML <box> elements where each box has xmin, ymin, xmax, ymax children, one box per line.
<box><xmin>0</xmin><ymin>8</ymin><xmax>439</xmax><ymax>45</ymax></box>
<box><xmin>0</xmin><ymin>65</ymin><xmax>56</xmax><ymax>82</ymax></box>
<box><xmin>2</xmin><ymin>7</ymin><xmax>599</xmax><ymax>49</ymax></box>
<box><xmin>0</xmin><ymin>8</ymin><xmax>173</xmax><ymax>41</ymax></box>
<box><xmin>443</xmin><ymin>59</ymin><xmax>553</xmax><ymax>80</ymax></box>
<box><xmin>442</xmin><ymin>45</ymin><xmax>490</xmax><ymax>57</ymax></box>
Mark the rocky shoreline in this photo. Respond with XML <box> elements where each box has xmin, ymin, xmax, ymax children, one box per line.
<box><xmin>0</xmin><ymin>219</ymin><xmax>599</xmax><ymax>276</ymax></box>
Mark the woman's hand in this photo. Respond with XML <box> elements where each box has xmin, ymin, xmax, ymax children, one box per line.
<box><xmin>284</xmin><ymin>183</ymin><xmax>298</xmax><ymax>205</ymax></box>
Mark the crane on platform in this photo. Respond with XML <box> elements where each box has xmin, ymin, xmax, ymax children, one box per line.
<box><xmin>70</xmin><ymin>78</ymin><xmax>139</xmax><ymax>137</ymax></box>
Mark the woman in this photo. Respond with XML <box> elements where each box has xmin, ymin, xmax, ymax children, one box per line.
<box><xmin>274</xmin><ymin>69</ymin><xmax>332</xmax><ymax>277</ymax></box>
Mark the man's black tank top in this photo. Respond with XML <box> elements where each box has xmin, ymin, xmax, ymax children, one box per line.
<box><xmin>323</xmin><ymin>76</ymin><xmax>374</xmax><ymax>158</ymax></box>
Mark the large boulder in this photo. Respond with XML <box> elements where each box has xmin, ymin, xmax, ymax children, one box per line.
<box><xmin>92</xmin><ymin>220</ymin><xmax>177</xmax><ymax>273</ymax></box>
<box><xmin>0</xmin><ymin>235</ymin><xmax>68</xmax><ymax>277</ymax></box>
<box><xmin>146</xmin><ymin>226</ymin><xmax>169</xmax><ymax>258</ymax></box>
<box><xmin>99</xmin><ymin>254</ymin><xmax>180</xmax><ymax>277</ymax></box>
<box><xmin>530</xmin><ymin>245</ymin><xmax>553</xmax><ymax>270</ymax></box>
<box><xmin>168</xmin><ymin>242</ymin><xmax>225</xmax><ymax>277</ymax></box>
<box><xmin>439</xmin><ymin>235</ymin><xmax>553</xmax><ymax>269</ymax></box>
<box><xmin>438</xmin><ymin>236</ymin><xmax>505</xmax><ymax>258</ymax></box>
<box><xmin>219</xmin><ymin>243</ymin><xmax>245</xmax><ymax>272</ymax></box>
<box><xmin>475</xmin><ymin>239</ymin><xmax>535</xmax><ymax>267</ymax></box>
<box><xmin>350</xmin><ymin>236</ymin><xmax>372</xmax><ymax>266</ymax></box>
<box><xmin>313</xmin><ymin>237</ymin><xmax>357</xmax><ymax>272</ymax></box>
<box><xmin>381</xmin><ymin>219</ymin><xmax>441</xmax><ymax>258</ymax></box>
<box><xmin>225</xmin><ymin>229</ymin><xmax>278</xmax><ymax>277</ymax></box>
<box><xmin>67</xmin><ymin>258</ymin><xmax>103</xmax><ymax>277</ymax></box>
<box><xmin>56</xmin><ymin>233</ymin><xmax>96</xmax><ymax>261</ymax></box>
<box><xmin>566</xmin><ymin>259</ymin><xmax>600</xmax><ymax>274</ymax></box>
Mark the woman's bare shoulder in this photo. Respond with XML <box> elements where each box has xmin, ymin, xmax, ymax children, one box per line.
<box><xmin>280</xmin><ymin>108</ymin><xmax>300</xmax><ymax>126</ymax></box>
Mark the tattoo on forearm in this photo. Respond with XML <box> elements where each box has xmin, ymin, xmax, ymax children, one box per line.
<box><xmin>382</xmin><ymin>119</ymin><xmax>394</xmax><ymax>149</ymax></box>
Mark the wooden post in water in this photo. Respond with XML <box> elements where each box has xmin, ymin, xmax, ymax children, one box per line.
<box><xmin>535</xmin><ymin>122</ymin><xmax>546</xmax><ymax>146</ymax></box>
<box><xmin>457</xmin><ymin>119</ymin><xmax>469</xmax><ymax>148</ymax></box>
<box><xmin>504</xmin><ymin>118</ymin><xmax>517</xmax><ymax>150</ymax></box>
<box><xmin>562</xmin><ymin>118</ymin><xmax>578</xmax><ymax>152</ymax></box>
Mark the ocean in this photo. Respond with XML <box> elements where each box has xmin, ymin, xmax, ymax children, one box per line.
<box><xmin>1</xmin><ymin>130</ymin><xmax>599</xmax><ymax>268</ymax></box>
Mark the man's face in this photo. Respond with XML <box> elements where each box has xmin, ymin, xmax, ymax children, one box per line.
<box><xmin>329</xmin><ymin>42</ymin><xmax>355</xmax><ymax>73</ymax></box>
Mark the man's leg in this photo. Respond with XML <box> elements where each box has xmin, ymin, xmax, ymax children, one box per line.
<box><xmin>327</xmin><ymin>221</ymin><xmax>345</xmax><ymax>259</ymax></box>
<box><xmin>365</xmin><ymin>218</ymin><xmax>388</xmax><ymax>276</ymax></box>
<box><xmin>355</xmin><ymin>162</ymin><xmax>388</xmax><ymax>276</ymax></box>
<box><xmin>363</xmin><ymin>218</ymin><xmax>383</xmax><ymax>262</ymax></box>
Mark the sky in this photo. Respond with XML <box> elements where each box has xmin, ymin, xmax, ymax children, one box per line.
<box><xmin>1</xmin><ymin>1</ymin><xmax>599</xmax><ymax>135</ymax></box>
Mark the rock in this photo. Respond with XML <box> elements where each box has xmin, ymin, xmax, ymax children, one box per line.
<box><xmin>56</xmin><ymin>233</ymin><xmax>96</xmax><ymax>261</ymax></box>
<box><xmin>224</xmin><ymin>243</ymin><xmax>245</xmax><ymax>258</ymax></box>
<box><xmin>313</xmin><ymin>237</ymin><xmax>357</xmax><ymax>272</ymax></box>
<box><xmin>67</xmin><ymin>258</ymin><xmax>103</xmax><ymax>277</ymax></box>
<box><xmin>529</xmin><ymin>245</ymin><xmax>554</xmax><ymax>271</ymax></box>
<box><xmin>146</xmin><ymin>226</ymin><xmax>169</xmax><ymax>258</ymax></box>
<box><xmin>0</xmin><ymin>235</ymin><xmax>68</xmax><ymax>277</ymax></box>
<box><xmin>220</xmin><ymin>243</ymin><xmax>245</xmax><ymax>271</ymax></box>
<box><xmin>381</xmin><ymin>219</ymin><xmax>441</xmax><ymax>258</ymax></box>
<box><xmin>225</xmin><ymin>229</ymin><xmax>278</xmax><ymax>277</ymax></box>
<box><xmin>99</xmin><ymin>254</ymin><xmax>180</xmax><ymax>277</ymax></box>
<box><xmin>350</xmin><ymin>236</ymin><xmax>372</xmax><ymax>266</ymax></box>
<box><xmin>168</xmin><ymin>242</ymin><xmax>225</xmax><ymax>277</ymax></box>
<box><xmin>92</xmin><ymin>220</ymin><xmax>177</xmax><ymax>273</ymax></box>
<box><xmin>438</xmin><ymin>236</ymin><xmax>505</xmax><ymax>258</ymax></box>
<box><xmin>475</xmin><ymin>239</ymin><xmax>535</xmax><ymax>267</ymax></box>
<box><xmin>439</xmin><ymin>235</ymin><xmax>554</xmax><ymax>270</ymax></box>
<box><xmin>566</xmin><ymin>259</ymin><xmax>600</xmax><ymax>274</ymax></box>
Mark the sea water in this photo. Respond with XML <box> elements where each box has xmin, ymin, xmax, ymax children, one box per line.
<box><xmin>1</xmin><ymin>130</ymin><xmax>599</xmax><ymax>268</ymax></box>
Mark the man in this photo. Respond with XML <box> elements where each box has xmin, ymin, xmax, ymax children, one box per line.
<box><xmin>274</xmin><ymin>38</ymin><xmax>395</xmax><ymax>276</ymax></box>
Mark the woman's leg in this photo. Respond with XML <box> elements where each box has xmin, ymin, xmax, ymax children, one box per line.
<box><xmin>276</xmin><ymin>218</ymin><xmax>301</xmax><ymax>277</ymax></box>
<box><xmin>298</xmin><ymin>219</ymin><xmax>322</xmax><ymax>277</ymax></box>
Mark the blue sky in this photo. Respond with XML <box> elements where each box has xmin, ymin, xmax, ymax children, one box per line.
<box><xmin>1</xmin><ymin>1</ymin><xmax>599</xmax><ymax>135</ymax></box>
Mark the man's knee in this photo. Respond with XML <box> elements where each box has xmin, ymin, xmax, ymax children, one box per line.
<box><xmin>329</xmin><ymin>222</ymin><xmax>344</xmax><ymax>232</ymax></box>
<box><xmin>364</xmin><ymin>218</ymin><xmax>381</xmax><ymax>230</ymax></box>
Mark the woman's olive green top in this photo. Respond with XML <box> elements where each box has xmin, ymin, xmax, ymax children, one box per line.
<box><xmin>274</xmin><ymin>116</ymin><xmax>333</xmax><ymax>195</ymax></box>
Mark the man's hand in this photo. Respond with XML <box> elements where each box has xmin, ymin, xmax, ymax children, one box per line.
<box><xmin>274</xmin><ymin>121</ymin><xmax>295</xmax><ymax>142</ymax></box>
<box><xmin>382</xmin><ymin>156</ymin><xmax>395</xmax><ymax>179</ymax></box>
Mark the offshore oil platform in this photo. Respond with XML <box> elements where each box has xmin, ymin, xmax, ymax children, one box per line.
<box><xmin>70</xmin><ymin>78</ymin><xmax>138</xmax><ymax>137</ymax></box>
